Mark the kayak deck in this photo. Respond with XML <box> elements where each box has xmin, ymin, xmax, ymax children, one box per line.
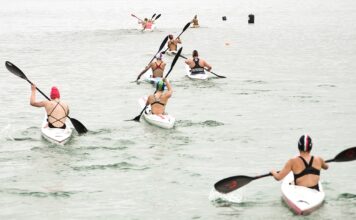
<box><xmin>138</xmin><ymin>96</ymin><xmax>175</xmax><ymax>129</ymax></box>
<box><xmin>185</xmin><ymin>64</ymin><xmax>209</xmax><ymax>80</ymax></box>
<box><xmin>41</xmin><ymin>116</ymin><xmax>72</xmax><ymax>145</ymax></box>
<box><xmin>281</xmin><ymin>172</ymin><xmax>325</xmax><ymax>215</ymax></box>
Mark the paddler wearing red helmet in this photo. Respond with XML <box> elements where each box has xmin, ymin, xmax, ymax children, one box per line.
<box><xmin>30</xmin><ymin>84</ymin><xmax>69</xmax><ymax>129</ymax></box>
<box><xmin>270</xmin><ymin>134</ymin><xmax>329</xmax><ymax>191</ymax></box>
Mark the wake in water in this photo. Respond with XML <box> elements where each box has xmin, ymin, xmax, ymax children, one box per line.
<box><xmin>0</xmin><ymin>124</ymin><xmax>15</xmax><ymax>141</ymax></box>
<box><xmin>176</xmin><ymin>120</ymin><xmax>224</xmax><ymax>127</ymax></box>
<box><xmin>208</xmin><ymin>188</ymin><xmax>243</xmax><ymax>206</ymax></box>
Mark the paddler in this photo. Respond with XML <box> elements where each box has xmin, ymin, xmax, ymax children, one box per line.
<box><xmin>139</xmin><ymin>18</ymin><xmax>153</xmax><ymax>29</ymax></box>
<box><xmin>185</xmin><ymin>50</ymin><xmax>212</xmax><ymax>75</ymax></box>
<box><xmin>136</xmin><ymin>52</ymin><xmax>166</xmax><ymax>81</ymax></box>
<box><xmin>270</xmin><ymin>135</ymin><xmax>329</xmax><ymax>191</ymax></box>
<box><xmin>167</xmin><ymin>34</ymin><xmax>181</xmax><ymax>52</ymax></box>
<box><xmin>146</xmin><ymin>78</ymin><xmax>172</xmax><ymax>115</ymax></box>
<box><xmin>191</xmin><ymin>15</ymin><xmax>199</xmax><ymax>28</ymax></box>
<box><xmin>30</xmin><ymin>85</ymin><xmax>69</xmax><ymax>129</ymax></box>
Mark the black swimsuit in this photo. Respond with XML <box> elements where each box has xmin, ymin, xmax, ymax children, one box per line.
<box><xmin>151</xmin><ymin>94</ymin><xmax>165</xmax><ymax>106</ymax></box>
<box><xmin>47</xmin><ymin>101</ymin><xmax>68</xmax><ymax>129</ymax></box>
<box><xmin>190</xmin><ymin>58</ymin><xmax>205</xmax><ymax>75</ymax></box>
<box><xmin>293</xmin><ymin>156</ymin><xmax>321</xmax><ymax>191</ymax></box>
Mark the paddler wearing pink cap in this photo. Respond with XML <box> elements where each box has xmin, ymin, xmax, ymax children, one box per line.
<box><xmin>30</xmin><ymin>84</ymin><xmax>69</xmax><ymax>129</ymax></box>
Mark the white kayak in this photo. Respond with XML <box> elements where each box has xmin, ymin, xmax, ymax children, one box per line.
<box><xmin>138</xmin><ymin>96</ymin><xmax>175</xmax><ymax>129</ymax></box>
<box><xmin>185</xmin><ymin>64</ymin><xmax>209</xmax><ymax>80</ymax></box>
<box><xmin>41</xmin><ymin>115</ymin><xmax>72</xmax><ymax>145</ymax></box>
<box><xmin>166</xmin><ymin>50</ymin><xmax>177</xmax><ymax>56</ymax></box>
<box><xmin>281</xmin><ymin>172</ymin><xmax>325</xmax><ymax>215</ymax></box>
<box><xmin>141</xmin><ymin>71</ymin><xmax>161</xmax><ymax>86</ymax></box>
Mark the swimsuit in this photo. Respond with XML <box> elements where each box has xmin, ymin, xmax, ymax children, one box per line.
<box><xmin>293</xmin><ymin>156</ymin><xmax>321</xmax><ymax>191</ymax></box>
<box><xmin>47</xmin><ymin>101</ymin><xmax>68</xmax><ymax>129</ymax></box>
<box><xmin>153</xmin><ymin>62</ymin><xmax>164</xmax><ymax>71</ymax></box>
<box><xmin>191</xmin><ymin>58</ymin><xmax>205</xmax><ymax>75</ymax></box>
<box><xmin>151</xmin><ymin>94</ymin><xmax>165</xmax><ymax>107</ymax></box>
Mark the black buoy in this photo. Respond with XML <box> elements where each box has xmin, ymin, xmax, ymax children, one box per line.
<box><xmin>248</xmin><ymin>14</ymin><xmax>254</xmax><ymax>24</ymax></box>
<box><xmin>222</xmin><ymin>16</ymin><xmax>227</xmax><ymax>21</ymax></box>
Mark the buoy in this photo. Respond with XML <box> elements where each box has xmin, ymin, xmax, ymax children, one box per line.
<box><xmin>222</xmin><ymin>16</ymin><xmax>227</xmax><ymax>21</ymax></box>
<box><xmin>248</xmin><ymin>14</ymin><xmax>254</xmax><ymax>24</ymax></box>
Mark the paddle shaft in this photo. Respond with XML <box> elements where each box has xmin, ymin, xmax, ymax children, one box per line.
<box><xmin>132</xmin><ymin>47</ymin><xmax>182</xmax><ymax>121</ymax></box>
<box><xmin>179</xmin><ymin>54</ymin><xmax>225</xmax><ymax>78</ymax></box>
<box><xmin>147</xmin><ymin>37</ymin><xmax>166</xmax><ymax>65</ymax></box>
<box><xmin>131</xmin><ymin>14</ymin><xmax>143</xmax><ymax>22</ymax></box>
<box><xmin>25</xmin><ymin>78</ymin><xmax>51</xmax><ymax>100</ymax></box>
<box><xmin>162</xmin><ymin>22</ymin><xmax>190</xmax><ymax>54</ymax></box>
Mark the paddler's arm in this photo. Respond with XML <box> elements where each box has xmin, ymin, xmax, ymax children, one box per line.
<box><xmin>164</xmin><ymin>78</ymin><xmax>172</xmax><ymax>98</ymax></box>
<box><xmin>176</xmin><ymin>37</ymin><xmax>181</xmax><ymax>44</ymax></box>
<box><xmin>203</xmin><ymin>60</ymin><xmax>212</xmax><ymax>71</ymax></box>
<box><xmin>30</xmin><ymin>84</ymin><xmax>46</xmax><ymax>107</ymax></box>
<box><xmin>137</xmin><ymin>64</ymin><xmax>151</xmax><ymax>81</ymax></box>
<box><xmin>271</xmin><ymin>159</ymin><xmax>292</xmax><ymax>181</ymax></box>
<box><xmin>184</xmin><ymin>59</ymin><xmax>191</xmax><ymax>66</ymax></box>
<box><xmin>320</xmin><ymin>157</ymin><xmax>329</xmax><ymax>170</ymax></box>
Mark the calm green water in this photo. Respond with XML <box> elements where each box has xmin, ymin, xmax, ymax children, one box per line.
<box><xmin>0</xmin><ymin>0</ymin><xmax>355</xmax><ymax>219</ymax></box>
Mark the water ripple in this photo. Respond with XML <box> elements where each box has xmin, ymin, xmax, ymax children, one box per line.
<box><xmin>0</xmin><ymin>188</ymin><xmax>75</xmax><ymax>198</ymax></box>
<box><xmin>176</xmin><ymin>120</ymin><xmax>224</xmax><ymax>127</ymax></box>
<box><xmin>72</xmin><ymin>162</ymin><xmax>149</xmax><ymax>171</ymax></box>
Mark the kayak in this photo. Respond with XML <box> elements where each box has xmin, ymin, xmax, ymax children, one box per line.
<box><xmin>41</xmin><ymin>115</ymin><xmax>72</xmax><ymax>145</ymax></box>
<box><xmin>140</xmin><ymin>71</ymin><xmax>161</xmax><ymax>86</ymax></box>
<box><xmin>185</xmin><ymin>64</ymin><xmax>209</xmax><ymax>80</ymax></box>
<box><xmin>138</xmin><ymin>96</ymin><xmax>175</xmax><ymax>129</ymax></box>
<box><xmin>166</xmin><ymin>50</ymin><xmax>177</xmax><ymax>56</ymax></box>
<box><xmin>281</xmin><ymin>172</ymin><xmax>325</xmax><ymax>215</ymax></box>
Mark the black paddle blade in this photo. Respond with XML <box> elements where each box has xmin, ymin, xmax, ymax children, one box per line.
<box><xmin>159</xmin><ymin>35</ymin><xmax>169</xmax><ymax>52</ymax></box>
<box><xmin>214</xmin><ymin>175</ymin><xmax>254</xmax><ymax>194</ymax></box>
<box><xmin>154</xmin><ymin>14</ymin><xmax>161</xmax><ymax>20</ymax></box>
<box><xmin>151</xmin><ymin>13</ymin><xmax>156</xmax><ymax>19</ymax></box>
<box><xmin>5</xmin><ymin>61</ymin><xmax>28</xmax><ymax>80</ymax></box>
<box><xmin>182</xmin><ymin>22</ymin><xmax>191</xmax><ymax>33</ymax></box>
<box><xmin>332</xmin><ymin>146</ymin><xmax>356</xmax><ymax>162</ymax></box>
<box><xmin>69</xmin><ymin>117</ymin><xmax>88</xmax><ymax>134</ymax></box>
<box><xmin>164</xmin><ymin>47</ymin><xmax>183</xmax><ymax>78</ymax></box>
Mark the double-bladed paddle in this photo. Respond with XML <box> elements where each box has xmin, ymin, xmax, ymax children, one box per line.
<box><xmin>214</xmin><ymin>146</ymin><xmax>356</xmax><ymax>194</ymax></box>
<box><xmin>153</xmin><ymin>14</ymin><xmax>161</xmax><ymax>21</ymax></box>
<box><xmin>162</xmin><ymin>22</ymin><xmax>191</xmax><ymax>54</ymax></box>
<box><xmin>177</xmin><ymin>54</ymin><xmax>226</xmax><ymax>78</ymax></box>
<box><xmin>5</xmin><ymin>61</ymin><xmax>88</xmax><ymax>134</ymax></box>
<box><xmin>131</xmin><ymin>14</ymin><xmax>143</xmax><ymax>22</ymax></box>
<box><xmin>142</xmin><ymin>14</ymin><xmax>161</xmax><ymax>32</ymax></box>
<box><xmin>135</xmin><ymin>35</ymin><xmax>169</xmax><ymax>81</ymax></box>
<box><xmin>129</xmin><ymin>47</ymin><xmax>183</xmax><ymax>122</ymax></box>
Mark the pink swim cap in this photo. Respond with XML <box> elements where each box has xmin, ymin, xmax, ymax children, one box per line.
<box><xmin>50</xmin><ymin>86</ymin><xmax>60</xmax><ymax>99</ymax></box>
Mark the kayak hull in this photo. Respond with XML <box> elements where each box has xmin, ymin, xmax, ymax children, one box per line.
<box><xmin>41</xmin><ymin>116</ymin><xmax>72</xmax><ymax>145</ymax></box>
<box><xmin>141</xmin><ymin>71</ymin><xmax>161</xmax><ymax>86</ymax></box>
<box><xmin>185</xmin><ymin>64</ymin><xmax>208</xmax><ymax>80</ymax></box>
<box><xmin>281</xmin><ymin>172</ymin><xmax>324</xmax><ymax>215</ymax></box>
<box><xmin>166</xmin><ymin>50</ymin><xmax>177</xmax><ymax>56</ymax></box>
<box><xmin>138</xmin><ymin>96</ymin><xmax>175</xmax><ymax>129</ymax></box>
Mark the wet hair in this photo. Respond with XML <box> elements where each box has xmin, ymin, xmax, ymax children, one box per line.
<box><xmin>298</xmin><ymin>134</ymin><xmax>313</xmax><ymax>152</ymax></box>
<box><xmin>192</xmin><ymin>50</ymin><xmax>199</xmax><ymax>57</ymax></box>
<box><xmin>169</xmin><ymin>34</ymin><xmax>173</xmax><ymax>40</ymax></box>
<box><xmin>156</xmin><ymin>80</ymin><xmax>166</xmax><ymax>91</ymax></box>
